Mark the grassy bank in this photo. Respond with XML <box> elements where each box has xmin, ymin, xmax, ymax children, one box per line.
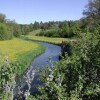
<box><xmin>28</xmin><ymin>29</ymin><xmax>42</xmax><ymax>35</ymax></box>
<box><xmin>0</xmin><ymin>38</ymin><xmax>45</xmax><ymax>74</ymax></box>
<box><xmin>27</xmin><ymin>35</ymin><xmax>75</xmax><ymax>45</ymax></box>
<box><xmin>16</xmin><ymin>44</ymin><xmax>45</xmax><ymax>75</ymax></box>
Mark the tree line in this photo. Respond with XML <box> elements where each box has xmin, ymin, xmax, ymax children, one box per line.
<box><xmin>0</xmin><ymin>14</ymin><xmax>34</xmax><ymax>40</ymax></box>
<box><xmin>0</xmin><ymin>0</ymin><xmax>100</xmax><ymax>40</ymax></box>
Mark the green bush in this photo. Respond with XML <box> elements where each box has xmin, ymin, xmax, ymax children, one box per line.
<box><xmin>0</xmin><ymin>23</ymin><xmax>13</xmax><ymax>40</ymax></box>
<box><xmin>30</xmin><ymin>31</ymin><xmax>100</xmax><ymax>100</ymax></box>
<box><xmin>36</xmin><ymin>27</ymin><xmax>76</xmax><ymax>38</ymax></box>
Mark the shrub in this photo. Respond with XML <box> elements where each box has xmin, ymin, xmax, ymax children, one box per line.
<box><xmin>0</xmin><ymin>23</ymin><xmax>13</xmax><ymax>40</ymax></box>
<box><xmin>30</xmin><ymin>31</ymin><xmax>100</xmax><ymax>100</ymax></box>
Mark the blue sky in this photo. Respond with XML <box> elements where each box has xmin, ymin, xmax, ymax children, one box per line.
<box><xmin>0</xmin><ymin>0</ymin><xmax>88</xmax><ymax>24</ymax></box>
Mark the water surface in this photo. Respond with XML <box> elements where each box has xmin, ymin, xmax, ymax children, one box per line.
<box><xmin>14</xmin><ymin>41</ymin><xmax>61</xmax><ymax>99</ymax></box>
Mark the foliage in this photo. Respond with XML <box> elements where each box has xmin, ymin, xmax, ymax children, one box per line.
<box><xmin>0</xmin><ymin>23</ymin><xmax>13</xmax><ymax>40</ymax></box>
<box><xmin>0</xmin><ymin>57</ymin><xmax>17</xmax><ymax>100</ymax></box>
<box><xmin>29</xmin><ymin>30</ymin><xmax>100</xmax><ymax>100</ymax></box>
<box><xmin>0</xmin><ymin>13</ymin><xmax>34</xmax><ymax>40</ymax></box>
<box><xmin>82</xmin><ymin>0</ymin><xmax>100</xmax><ymax>33</ymax></box>
<box><xmin>83</xmin><ymin>0</ymin><xmax>100</xmax><ymax>19</ymax></box>
<box><xmin>0</xmin><ymin>13</ymin><xmax>6</xmax><ymax>23</ymax></box>
<box><xmin>36</xmin><ymin>29</ymin><xmax>61</xmax><ymax>37</ymax></box>
<box><xmin>35</xmin><ymin>21</ymin><xmax>80</xmax><ymax>38</ymax></box>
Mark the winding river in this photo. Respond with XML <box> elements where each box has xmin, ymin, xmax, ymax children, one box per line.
<box><xmin>32</xmin><ymin>42</ymin><xmax>61</xmax><ymax>67</ymax></box>
<box><xmin>14</xmin><ymin>41</ymin><xmax>61</xmax><ymax>99</ymax></box>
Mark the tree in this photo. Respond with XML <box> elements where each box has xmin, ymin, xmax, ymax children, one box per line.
<box><xmin>0</xmin><ymin>23</ymin><xmax>13</xmax><ymax>40</ymax></box>
<box><xmin>83</xmin><ymin>0</ymin><xmax>100</xmax><ymax>18</ymax></box>
<box><xmin>33</xmin><ymin>21</ymin><xmax>40</xmax><ymax>30</ymax></box>
<box><xmin>0</xmin><ymin>13</ymin><xmax>6</xmax><ymax>23</ymax></box>
<box><xmin>8</xmin><ymin>21</ymin><xmax>21</xmax><ymax>37</ymax></box>
<box><xmin>83</xmin><ymin>0</ymin><xmax>100</xmax><ymax>30</ymax></box>
<box><xmin>29</xmin><ymin>23</ymin><xmax>33</xmax><ymax>31</ymax></box>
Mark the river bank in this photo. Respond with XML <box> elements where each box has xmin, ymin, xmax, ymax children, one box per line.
<box><xmin>14</xmin><ymin>40</ymin><xmax>61</xmax><ymax>99</ymax></box>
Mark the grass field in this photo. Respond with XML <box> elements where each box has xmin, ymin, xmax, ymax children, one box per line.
<box><xmin>28</xmin><ymin>29</ymin><xmax>42</xmax><ymax>35</ymax></box>
<box><xmin>27</xmin><ymin>29</ymin><xmax>75</xmax><ymax>45</ymax></box>
<box><xmin>0</xmin><ymin>38</ymin><xmax>41</xmax><ymax>62</ymax></box>
<box><xmin>0</xmin><ymin>38</ymin><xmax>45</xmax><ymax>74</ymax></box>
<box><xmin>27</xmin><ymin>35</ymin><xmax>74</xmax><ymax>45</ymax></box>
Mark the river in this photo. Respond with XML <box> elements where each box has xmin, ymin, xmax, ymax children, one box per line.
<box><xmin>14</xmin><ymin>41</ymin><xmax>61</xmax><ymax>99</ymax></box>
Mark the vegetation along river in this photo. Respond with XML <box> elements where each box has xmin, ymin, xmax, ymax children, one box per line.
<box><xmin>14</xmin><ymin>41</ymin><xmax>61</xmax><ymax>99</ymax></box>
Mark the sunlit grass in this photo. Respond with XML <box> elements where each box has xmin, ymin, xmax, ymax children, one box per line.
<box><xmin>0</xmin><ymin>38</ymin><xmax>40</xmax><ymax>62</ymax></box>
<box><xmin>27</xmin><ymin>35</ymin><xmax>74</xmax><ymax>45</ymax></box>
<box><xmin>28</xmin><ymin>29</ymin><xmax>42</xmax><ymax>35</ymax></box>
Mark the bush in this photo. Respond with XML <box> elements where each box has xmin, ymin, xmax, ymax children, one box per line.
<box><xmin>0</xmin><ymin>23</ymin><xmax>13</xmax><ymax>40</ymax></box>
<box><xmin>36</xmin><ymin>28</ymin><xmax>76</xmax><ymax>38</ymax></box>
<box><xmin>30</xmin><ymin>31</ymin><xmax>100</xmax><ymax>100</ymax></box>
